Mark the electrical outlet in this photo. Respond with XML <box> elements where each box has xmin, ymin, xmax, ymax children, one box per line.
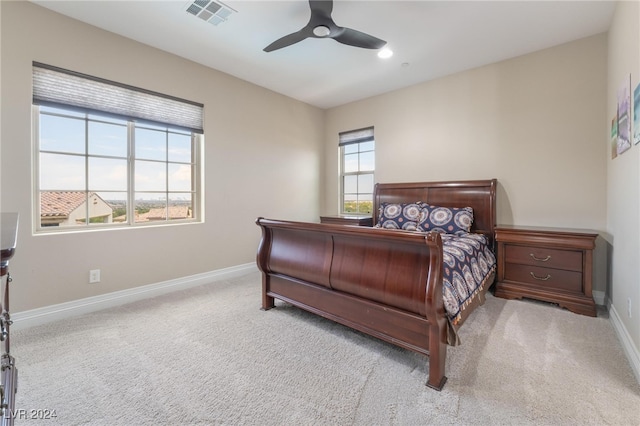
<box><xmin>89</xmin><ymin>269</ymin><xmax>101</xmax><ymax>284</ymax></box>
<box><xmin>628</xmin><ymin>298</ymin><xmax>632</xmax><ymax>319</ymax></box>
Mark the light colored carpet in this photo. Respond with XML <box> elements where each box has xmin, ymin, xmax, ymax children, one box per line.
<box><xmin>11</xmin><ymin>271</ymin><xmax>640</xmax><ymax>425</ymax></box>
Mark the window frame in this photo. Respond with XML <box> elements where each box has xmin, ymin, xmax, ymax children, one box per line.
<box><xmin>33</xmin><ymin>105</ymin><xmax>203</xmax><ymax>233</ymax></box>
<box><xmin>339</xmin><ymin>127</ymin><xmax>375</xmax><ymax>215</ymax></box>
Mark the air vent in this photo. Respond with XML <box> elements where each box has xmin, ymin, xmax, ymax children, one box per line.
<box><xmin>185</xmin><ymin>0</ymin><xmax>236</xmax><ymax>26</ymax></box>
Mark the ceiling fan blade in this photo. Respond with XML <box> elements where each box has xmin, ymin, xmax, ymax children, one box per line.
<box><xmin>263</xmin><ymin>30</ymin><xmax>309</xmax><ymax>52</ymax></box>
<box><xmin>309</xmin><ymin>0</ymin><xmax>332</xmax><ymax>18</ymax></box>
<box><xmin>333</xmin><ymin>27</ymin><xmax>387</xmax><ymax>49</ymax></box>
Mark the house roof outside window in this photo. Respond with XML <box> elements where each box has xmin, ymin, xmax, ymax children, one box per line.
<box><xmin>40</xmin><ymin>191</ymin><xmax>113</xmax><ymax>226</ymax></box>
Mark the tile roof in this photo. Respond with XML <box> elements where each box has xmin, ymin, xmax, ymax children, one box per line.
<box><xmin>40</xmin><ymin>191</ymin><xmax>95</xmax><ymax>217</ymax></box>
<box><xmin>137</xmin><ymin>205</ymin><xmax>191</xmax><ymax>221</ymax></box>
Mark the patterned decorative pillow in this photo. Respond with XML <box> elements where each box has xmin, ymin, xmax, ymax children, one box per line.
<box><xmin>376</xmin><ymin>202</ymin><xmax>428</xmax><ymax>231</ymax></box>
<box><xmin>418</xmin><ymin>203</ymin><xmax>474</xmax><ymax>235</ymax></box>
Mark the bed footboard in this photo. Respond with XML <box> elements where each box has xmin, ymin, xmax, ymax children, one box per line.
<box><xmin>255</xmin><ymin>218</ymin><xmax>448</xmax><ymax>390</ymax></box>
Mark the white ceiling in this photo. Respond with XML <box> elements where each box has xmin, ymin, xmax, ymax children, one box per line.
<box><xmin>30</xmin><ymin>0</ymin><xmax>615</xmax><ymax>109</ymax></box>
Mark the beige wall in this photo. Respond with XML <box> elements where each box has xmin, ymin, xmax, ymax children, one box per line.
<box><xmin>324</xmin><ymin>34</ymin><xmax>607</xmax><ymax>228</ymax></box>
<box><xmin>607</xmin><ymin>0</ymin><xmax>640</xmax><ymax>371</ymax></box>
<box><xmin>324</xmin><ymin>34</ymin><xmax>609</xmax><ymax>295</ymax></box>
<box><xmin>0</xmin><ymin>2</ymin><xmax>324</xmax><ymax>312</ymax></box>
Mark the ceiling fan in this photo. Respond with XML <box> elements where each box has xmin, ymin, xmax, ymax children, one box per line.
<box><xmin>263</xmin><ymin>0</ymin><xmax>387</xmax><ymax>52</ymax></box>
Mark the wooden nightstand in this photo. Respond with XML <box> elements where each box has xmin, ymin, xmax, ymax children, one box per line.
<box><xmin>320</xmin><ymin>215</ymin><xmax>373</xmax><ymax>226</ymax></box>
<box><xmin>494</xmin><ymin>225</ymin><xmax>598</xmax><ymax>316</ymax></box>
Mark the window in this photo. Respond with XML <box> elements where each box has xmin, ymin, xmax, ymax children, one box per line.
<box><xmin>339</xmin><ymin>127</ymin><xmax>375</xmax><ymax>214</ymax></box>
<box><xmin>32</xmin><ymin>63</ymin><xmax>203</xmax><ymax>232</ymax></box>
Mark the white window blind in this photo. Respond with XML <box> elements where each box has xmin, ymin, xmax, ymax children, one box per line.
<box><xmin>32</xmin><ymin>62</ymin><xmax>204</xmax><ymax>134</ymax></box>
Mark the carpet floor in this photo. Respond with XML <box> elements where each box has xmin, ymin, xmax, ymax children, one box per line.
<box><xmin>11</xmin><ymin>271</ymin><xmax>640</xmax><ymax>425</ymax></box>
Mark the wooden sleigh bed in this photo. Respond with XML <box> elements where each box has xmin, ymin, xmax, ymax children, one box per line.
<box><xmin>255</xmin><ymin>179</ymin><xmax>497</xmax><ymax>390</ymax></box>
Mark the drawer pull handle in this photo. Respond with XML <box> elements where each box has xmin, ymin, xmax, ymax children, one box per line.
<box><xmin>530</xmin><ymin>253</ymin><xmax>551</xmax><ymax>262</ymax></box>
<box><xmin>530</xmin><ymin>272</ymin><xmax>551</xmax><ymax>281</ymax></box>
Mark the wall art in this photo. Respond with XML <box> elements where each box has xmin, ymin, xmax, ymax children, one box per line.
<box><xmin>633</xmin><ymin>82</ymin><xmax>640</xmax><ymax>145</ymax></box>
<box><xmin>616</xmin><ymin>74</ymin><xmax>631</xmax><ymax>155</ymax></box>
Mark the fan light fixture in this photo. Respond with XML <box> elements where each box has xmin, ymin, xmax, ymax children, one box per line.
<box><xmin>312</xmin><ymin>25</ymin><xmax>331</xmax><ymax>37</ymax></box>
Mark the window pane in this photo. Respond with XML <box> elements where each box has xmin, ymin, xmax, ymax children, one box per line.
<box><xmin>86</xmin><ymin>193</ymin><xmax>116</xmax><ymax>225</ymax></box>
<box><xmin>358</xmin><ymin>174</ymin><xmax>374</xmax><ymax>194</ymax></box>
<box><xmin>343</xmin><ymin>194</ymin><xmax>357</xmax><ymax>213</ymax></box>
<box><xmin>343</xmin><ymin>144</ymin><xmax>358</xmax><ymax>154</ymax></box>
<box><xmin>135</xmin><ymin>128</ymin><xmax>166</xmax><ymax>161</ymax></box>
<box><xmin>343</xmin><ymin>153</ymin><xmax>359</xmax><ymax>173</ymax></box>
<box><xmin>168</xmin><ymin>194</ymin><xmax>192</xmax><ymax>221</ymax></box>
<box><xmin>168</xmin><ymin>164</ymin><xmax>192</xmax><ymax>191</ymax></box>
<box><xmin>40</xmin><ymin>153</ymin><xmax>85</xmax><ymax>190</ymax></box>
<box><xmin>344</xmin><ymin>175</ymin><xmax>357</xmax><ymax>194</ymax></box>
<box><xmin>40</xmin><ymin>114</ymin><xmax>85</xmax><ymax>154</ymax></box>
<box><xmin>134</xmin><ymin>192</ymin><xmax>167</xmax><ymax>223</ymax></box>
<box><xmin>168</xmin><ymin>132</ymin><xmax>192</xmax><ymax>163</ymax></box>
<box><xmin>360</xmin><ymin>151</ymin><xmax>375</xmax><ymax>171</ymax></box>
<box><xmin>88</xmin><ymin>121</ymin><xmax>127</xmax><ymax>157</ymax></box>
<box><xmin>358</xmin><ymin>193</ymin><xmax>373</xmax><ymax>203</ymax></box>
<box><xmin>89</xmin><ymin>157</ymin><xmax>127</xmax><ymax>191</ymax></box>
<box><xmin>135</xmin><ymin>160</ymin><xmax>166</xmax><ymax>191</ymax></box>
<box><xmin>40</xmin><ymin>190</ymin><xmax>87</xmax><ymax>227</ymax></box>
<box><xmin>100</xmin><ymin>192</ymin><xmax>128</xmax><ymax>223</ymax></box>
<box><xmin>359</xmin><ymin>141</ymin><xmax>374</xmax><ymax>152</ymax></box>
<box><xmin>357</xmin><ymin>193</ymin><xmax>373</xmax><ymax>214</ymax></box>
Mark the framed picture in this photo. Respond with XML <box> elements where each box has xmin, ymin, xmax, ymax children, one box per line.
<box><xmin>617</xmin><ymin>74</ymin><xmax>631</xmax><ymax>155</ymax></box>
<box><xmin>611</xmin><ymin>115</ymin><xmax>618</xmax><ymax>159</ymax></box>
<box><xmin>633</xmin><ymin>82</ymin><xmax>640</xmax><ymax>145</ymax></box>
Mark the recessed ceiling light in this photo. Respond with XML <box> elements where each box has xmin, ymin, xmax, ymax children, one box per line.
<box><xmin>378</xmin><ymin>48</ymin><xmax>393</xmax><ymax>59</ymax></box>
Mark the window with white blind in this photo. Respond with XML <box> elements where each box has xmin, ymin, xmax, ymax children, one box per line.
<box><xmin>32</xmin><ymin>62</ymin><xmax>203</xmax><ymax>232</ymax></box>
<box><xmin>339</xmin><ymin>127</ymin><xmax>375</xmax><ymax>215</ymax></box>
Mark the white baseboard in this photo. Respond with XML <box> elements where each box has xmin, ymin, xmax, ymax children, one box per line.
<box><xmin>11</xmin><ymin>263</ymin><xmax>258</xmax><ymax>331</ymax></box>
<box><xmin>609</xmin><ymin>303</ymin><xmax>640</xmax><ymax>385</ymax></box>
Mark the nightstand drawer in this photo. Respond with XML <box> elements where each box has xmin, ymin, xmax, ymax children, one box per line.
<box><xmin>504</xmin><ymin>263</ymin><xmax>582</xmax><ymax>293</ymax></box>
<box><xmin>504</xmin><ymin>245</ymin><xmax>582</xmax><ymax>272</ymax></box>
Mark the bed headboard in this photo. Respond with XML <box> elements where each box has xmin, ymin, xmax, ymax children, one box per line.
<box><xmin>373</xmin><ymin>179</ymin><xmax>497</xmax><ymax>248</ymax></box>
